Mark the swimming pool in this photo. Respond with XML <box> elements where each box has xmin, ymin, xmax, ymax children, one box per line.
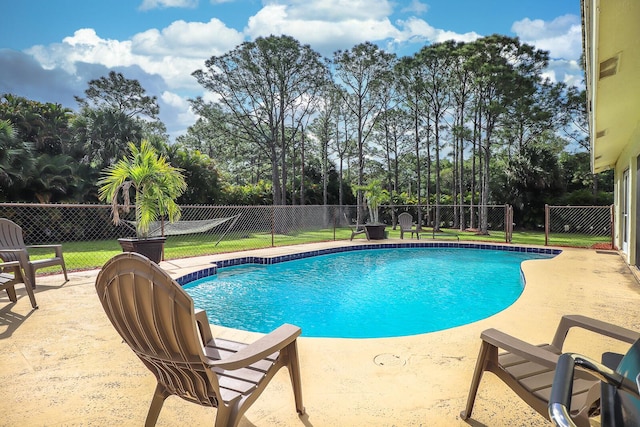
<box><xmin>183</xmin><ymin>246</ymin><xmax>556</xmax><ymax>338</ymax></box>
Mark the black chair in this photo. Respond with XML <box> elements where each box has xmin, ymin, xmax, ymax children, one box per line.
<box><xmin>549</xmin><ymin>338</ymin><xmax>640</xmax><ymax>426</ymax></box>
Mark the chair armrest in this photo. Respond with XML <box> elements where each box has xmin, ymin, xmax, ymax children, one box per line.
<box><xmin>26</xmin><ymin>244</ymin><xmax>64</xmax><ymax>257</ymax></box>
<box><xmin>209</xmin><ymin>323</ymin><xmax>301</xmax><ymax>370</ymax></box>
<box><xmin>481</xmin><ymin>328</ymin><xmax>560</xmax><ymax>368</ymax></box>
<box><xmin>0</xmin><ymin>248</ymin><xmax>30</xmax><ymax>264</ymax></box>
<box><xmin>551</xmin><ymin>315</ymin><xmax>640</xmax><ymax>350</ymax></box>
<box><xmin>0</xmin><ymin>260</ymin><xmax>20</xmax><ymax>268</ymax></box>
<box><xmin>194</xmin><ymin>309</ymin><xmax>213</xmax><ymax>344</ymax></box>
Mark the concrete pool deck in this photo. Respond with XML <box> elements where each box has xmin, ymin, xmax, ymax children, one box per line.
<box><xmin>1</xmin><ymin>240</ymin><xmax>639</xmax><ymax>426</ymax></box>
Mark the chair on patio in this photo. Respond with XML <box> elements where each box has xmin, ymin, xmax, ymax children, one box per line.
<box><xmin>0</xmin><ymin>218</ymin><xmax>68</xmax><ymax>288</ymax></box>
<box><xmin>398</xmin><ymin>212</ymin><xmax>420</xmax><ymax>239</ymax></box>
<box><xmin>0</xmin><ymin>252</ymin><xmax>37</xmax><ymax>309</ymax></box>
<box><xmin>549</xmin><ymin>336</ymin><xmax>640</xmax><ymax>427</ymax></box>
<box><xmin>344</xmin><ymin>213</ymin><xmax>369</xmax><ymax>241</ymax></box>
<box><xmin>460</xmin><ymin>314</ymin><xmax>640</xmax><ymax>427</ymax></box>
<box><xmin>95</xmin><ymin>252</ymin><xmax>305</xmax><ymax>427</ymax></box>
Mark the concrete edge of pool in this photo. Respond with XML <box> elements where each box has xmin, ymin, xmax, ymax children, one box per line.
<box><xmin>2</xmin><ymin>239</ymin><xmax>639</xmax><ymax>427</ymax></box>
<box><xmin>175</xmin><ymin>241</ymin><xmax>562</xmax><ymax>287</ymax></box>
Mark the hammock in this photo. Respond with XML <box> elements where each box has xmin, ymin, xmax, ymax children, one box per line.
<box><xmin>124</xmin><ymin>214</ymin><xmax>241</xmax><ymax>246</ymax></box>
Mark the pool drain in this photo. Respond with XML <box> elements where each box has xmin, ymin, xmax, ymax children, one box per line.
<box><xmin>374</xmin><ymin>353</ymin><xmax>406</xmax><ymax>366</ymax></box>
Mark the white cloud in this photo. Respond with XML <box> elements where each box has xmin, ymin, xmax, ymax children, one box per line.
<box><xmin>132</xmin><ymin>18</ymin><xmax>243</xmax><ymax>58</ymax></box>
<box><xmin>27</xmin><ymin>20</ymin><xmax>243</xmax><ymax>93</ymax></box>
<box><xmin>245</xmin><ymin>4</ymin><xmax>400</xmax><ymax>55</ymax></box>
<box><xmin>161</xmin><ymin>90</ymin><xmax>197</xmax><ymax>131</ymax></box>
<box><xmin>28</xmin><ymin>29</ymin><xmax>135</xmax><ymax>74</ymax></box>
<box><xmin>139</xmin><ymin>0</ymin><xmax>198</xmax><ymax>10</ymax></box>
<box><xmin>401</xmin><ymin>0</ymin><xmax>428</xmax><ymax>15</ymax></box>
<box><xmin>511</xmin><ymin>14</ymin><xmax>582</xmax><ymax>60</ymax></box>
<box><xmin>268</xmin><ymin>0</ymin><xmax>394</xmax><ymax>21</ymax></box>
<box><xmin>546</xmin><ymin>58</ymin><xmax>584</xmax><ymax>87</ymax></box>
<box><xmin>245</xmin><ymin>2</ymin><xmax>480</xmax><ymax>56</ymax></box>
<box><xmin>396</xmin><ymin>17</ymin><xmax>480</xmax><ymax>45</ymax></box>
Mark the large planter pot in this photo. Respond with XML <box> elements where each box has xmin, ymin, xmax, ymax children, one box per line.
<box><xmin>364</xmin><ymin>224</ymin><xmax>387</xmax><ymax>240</ymax></box>
<box><xmin>118</xmin><ymin>237</ymin><xmax>166</xmax><ymax>263</ymax></box>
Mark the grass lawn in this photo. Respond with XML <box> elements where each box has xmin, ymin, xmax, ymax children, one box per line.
<box><xmin>32</xmin><ymin>227</ymin><xmax>612</xmax><ymax>273</ymax></box>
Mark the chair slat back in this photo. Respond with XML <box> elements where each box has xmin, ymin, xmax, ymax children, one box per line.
<box><xmin>96</xmin><ymin>252</ymin><xmax>221</xmax><ymax>406</ymax></box>
<box><xmin>398</xmin><ymin>212</ymin><xmax>413</xmax><ymax>229</ymax></box>
<box><xmin>0</xmin><ymin>219</ymin><xmax>27</xmax><ymax>263</ymax></box>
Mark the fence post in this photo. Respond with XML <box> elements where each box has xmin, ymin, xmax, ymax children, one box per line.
<box><xmin>505</xmin><ymin>204</ymin><xmax>513</xmax><ymax>243</ymax></box>
<box><xmin>544</xmin><ymin>204</ymin><xmax>550</xmax><ymax>246</ymax></box>
<box><xmin>509</xmin><ymin>205</ymin><xmax>514</xmax><ymax>243</ymax></box>
<box><xmin>504</xmin><ymin>204</ymin><xmax>508</xmax><ymax>243</ymax></box>
<box><xmin>610</xmin><ymin>204</ymin><xmax>615</xmax><ymax>249</ymax></box>
<box><xmin>271</xmin><ymin>205</ymin><xmax>275</xmax><ymax>247</ymax></box>
<box><xmin>333</xmin><ymin>208</ymin><xmax>337</xmax><ymax>241</ymax></box>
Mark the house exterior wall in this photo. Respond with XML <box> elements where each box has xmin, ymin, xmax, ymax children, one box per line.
<box><xmin>613</xmin><ymin>129</ymin><xmax>640</xmax><ymax>264</ymax></box>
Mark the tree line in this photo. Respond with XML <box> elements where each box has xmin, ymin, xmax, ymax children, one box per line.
<box><xmin>0</xmin><ymin>34</ymin><xmax>611</xmax><ymax>231</ymax></box>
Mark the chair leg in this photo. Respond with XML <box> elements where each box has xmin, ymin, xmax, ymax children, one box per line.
<box><xmin>61</xmin><ymin>261</ymin><xmax>68</xmax><ymax>281</ymax></box>
<box><xmin>285</xmin><ymin>341</ymin><xmax>305</xmax><ymax>415</ymax></box>
<box><xmin>27</xmin><ymin>264</ymin><xmax>36</xmax><ymax>289</ymax></box>
<box><xmin>5</xmin><ymin>285</ymin><xmax>17</xmax><ymax>302</ymax></box>
<box><xmin>145</xmin><ymin>383</ymin><xmax>170</xmax><ymax>427</ymax></box>
<box><xmin>460</xmin><ymin>340</ymin><xmax>492</xmax><ymax>420</ymax></box>
<box><xmin>24</xmin><ymin>282</ymin><xmax>38</xmax><ymax>309</ymax></box>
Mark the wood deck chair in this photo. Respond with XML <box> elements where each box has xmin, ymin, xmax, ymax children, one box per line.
<box><xmin>0</xmin><ymin>250</ymin><xmax>37</xmax><ymax>309</ymax></box>
<box><xmin>461</xmin><ymin>315</ymin><xmax>640</xmax><ymax>427</ymax></box>
<box><xmin>398</xmin><ymin>212</ymin><xmax>420</xmax><ymax>239</ymax></box>
<box><xmin>95</xmin><ymin>252</ymin><xmax>305</xmax><ymax>427</ymax></box>
<box><xmin>344</xmin><ymin>213</ymin><xmax>369</xmax><ymax>241</ymax></box>
<box><xmin>0</xmin><ymin>218</ymin><xmax>68</xmax><ymax>288</ymax></box>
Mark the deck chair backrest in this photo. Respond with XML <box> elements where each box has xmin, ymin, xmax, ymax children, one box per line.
<box><xmin>398</xmin><ymin>212</ymin><xmax>413</xmax><ymax>229</ymax></box>
<box><xmin>96</xmin><ymin>252</ymin><xmax>221</xmax><ymax>407</ymax></box>
<box><xmin>0</xmin><ymin>219</ymin><xmax>27</xmax><ymax>261</ymax></box>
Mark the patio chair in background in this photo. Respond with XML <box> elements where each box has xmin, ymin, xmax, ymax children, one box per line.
<box><xmin>0</xmin><ymin>252</ymin><xmax>37</xmax><ymax>309</ymax></box>
<box><xmin>344</xmin><ymin>213</ymin><xmax>369</xmax><ymax>241</ymax></box>
<box><xmin>460</xmin><ymin>314</ymin><xmax>640</xmax><ymax>427</ymax></box>
<box><xmin>95</xmin><ymin>252</ymin><xmax>305</xmax><ymax>427</ymax></box>
<box><xmin>549</xmin><ymin>337</ymin><xmax>640</xmax><ymax>427</ymax></box>
<box><xmin>0</xmin><ymin>218</ymin><xmax>68</xmax><ymax>288</ymax></box>
<box><xmin>398</xmin><ymin>212</ymin><xmax>421</xmax><ymax>239</ymax></box>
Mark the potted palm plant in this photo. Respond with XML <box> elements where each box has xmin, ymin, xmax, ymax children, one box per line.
<box><xmin>361</xmin><ymin>180</ymin><xmax>389</xmax><ymax>239</ymax></box>
<box><xmin>98</xmin><ymin>139</ymin><xmax>187</xmax><ymax>263</ymax></box>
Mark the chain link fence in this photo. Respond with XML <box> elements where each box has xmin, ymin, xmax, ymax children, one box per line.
<box><xmin>545</xmin><ymin>204</ymin><xmax>614</xmax><ymax>249</ymax></box>
<box><xmin>0</xmin><ymin>203</ymin><xmax>357</xmax><ymax>273</ymax></box>
<box><xmin>0</xmin><ymin>202</ymin><xmax>614</xmax><ymax>275</ymax></box>
<box><xmin>380</xmin><ymin>204</ymin><xmax>510</xmax><ymax>233</ymax></box>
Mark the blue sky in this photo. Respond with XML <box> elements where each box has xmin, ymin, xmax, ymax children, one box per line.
<box><xmin>0</xmin><ymin>0</ymin><xmax>583</xmax><ymax>139</ymax></box>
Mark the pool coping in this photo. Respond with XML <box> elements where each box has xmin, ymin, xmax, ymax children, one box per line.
<box><xmin>176</xmin><ymin>241</ymin><xmax>562</xmax><ymax>286</ymax></box>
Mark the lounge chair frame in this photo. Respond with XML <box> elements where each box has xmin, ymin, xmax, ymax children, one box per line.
<box><xmin>344</xmin><ymin>213</ymin><xmax>369</xmax><ymax>241</ymax></box>
<box><xmin>0</xmin><ymin>218</ymin><xmax>68</xmax><ymax>288</ymax></box>
<box><xmin>95</xmin><ymin>252</ymin><xmax>305</xmax><ymax>427</ymax></box>
<box><xmin>398</xmin><ymin>212</ymin><xmax>421</xmax><ymax>239</ymax></box>
<box><xmin>0</xmin><ymin>250</ymin><xmax>37</xmax><ymax>308</ymax></box>
<box><xmin>461</xmin><ymin>314</ymin><xmax>640</xmax><ymax>427</ymax></box>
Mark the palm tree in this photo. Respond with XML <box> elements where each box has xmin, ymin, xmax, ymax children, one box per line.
<box><xmin>98</xmin><ymin>140</ymin><xmax>187</xmax><ymax>238</ymax></box>
<box><xmin>0</xmin><ymin>119</ymin><xmax>33</xmax><ymax>197</ymax></box>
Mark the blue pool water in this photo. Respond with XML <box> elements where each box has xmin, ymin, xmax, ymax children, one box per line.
<box><xmin>184</xmin><ymin>247</ymin><xmax>553</xmax><ymax>338</ymax></box>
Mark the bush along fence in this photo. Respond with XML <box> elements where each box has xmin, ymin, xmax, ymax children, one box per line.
<box><xmin>0</xmin><ymin>203</ymin><xmax>613</xmax><ymax>274</ymax></box>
